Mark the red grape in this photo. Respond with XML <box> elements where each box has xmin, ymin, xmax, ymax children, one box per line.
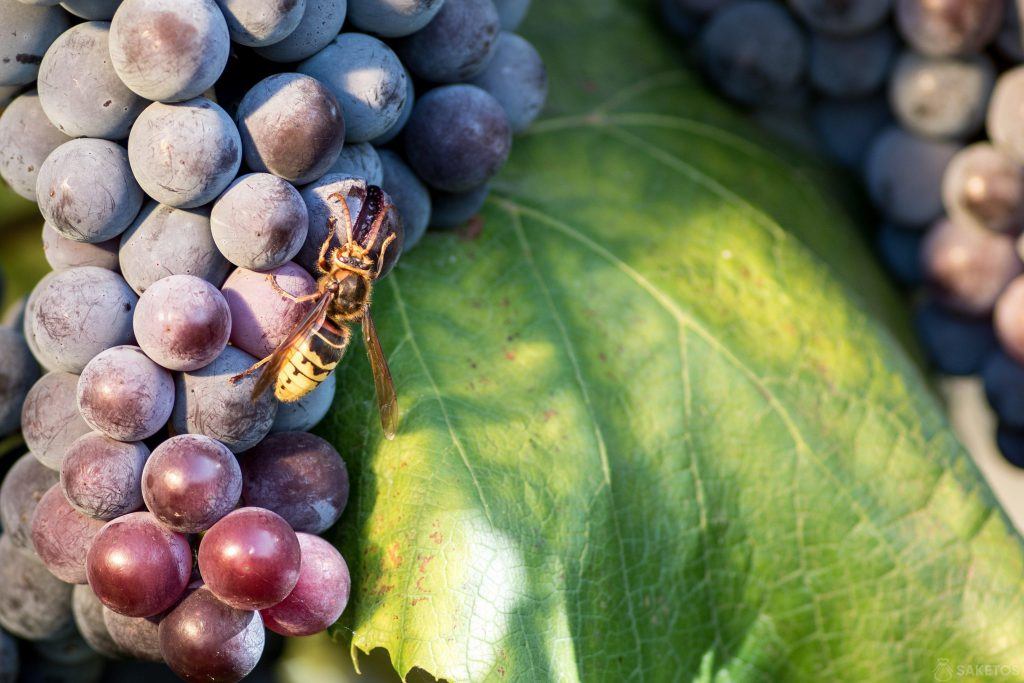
<box><xmin>60</xmin><ymin>432</ymin><xmax>148</xmax><ymax>520</ymax></box>
<box><xmin>31</xmin><ymin>484</ymin><xmax>105</xmax><ymax>584</ymax></box>
<box><xmin>261</xmin><ymin>533</ymin><xmax>350</xmax><ymax>637</ymax></box>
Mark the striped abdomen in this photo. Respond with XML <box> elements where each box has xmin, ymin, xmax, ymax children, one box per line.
<box><xmin>274</xmin><ymin>325</ymin><xmax>347</xmax><ymax>403</ymax></box>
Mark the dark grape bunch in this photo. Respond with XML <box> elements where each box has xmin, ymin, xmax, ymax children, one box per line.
<box><xmin>0</xmin><ymin>0</ymin><xmax>548</xmax><ymax>680</ymax></box>
<box><xmin>664</xmin><ymin>0</ymin><xmax>1024</xmax><ymax>468</ymax></box>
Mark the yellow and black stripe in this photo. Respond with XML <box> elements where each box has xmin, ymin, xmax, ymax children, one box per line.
<box><xmin>274</xmin><ymin>325</ymin><xmax>349</xmax><ymax>403</ymax></box>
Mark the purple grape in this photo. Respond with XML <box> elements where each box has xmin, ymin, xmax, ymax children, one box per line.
<box><xmin>170</xmin><ymin>346</ymin><xmax>278</xmax><ymax>453</ymax></box>
<box><xmin>348</xmin><ymin>0</ymin><xmax>445</xmax><ymax>36</ymax></box>
<box><xmin>325</xmin><ymin>142</ymin><xmax>383</xmax><ymax>185</ymax></box>
<box><xmin>77</xmin><ymin>346</ymin><xmax>174</xmax><ymax>442</ymax></box>
<box><xmin>0</xmin><ymin>535</ymin><xmax>73</xmax><ymax>641</ymax></box>
<box><xmin>42</xmin><ymin>223</ymin><xmax>119</xmax><ymax>271</ymax></box>
<box><xmin>808</xmin><ymin>26</ymin><xmax>895</xmax><ymax>100</ymax></box>
<box><xmin>261</xmin><ymin>533</ymin><xmax>349</xmax><ymax>636</ymax></box>
<box><xmin>142</xmin><ymin>434</ymin><xmax>241</xmax><ymax>534</ymax></box>
<box><xmin>922</xmin><ymin>217</ymin><xmax>1022</xmax><ymax>315</ymax></box>
<box><xmin>222</xmin><ymin>263</ymin><xmax>317</xmax><ymax>359</ymax></box>
<box><xmin>119</xmin><ymin>202</ymin><xmax>231</xmax><ymax>295</ymax></box>
<box><xmin>405</xmin><ymin>84</ymin><xmax>512</xmax><ymax>193</ymax></box>
<box><xmin>430</xmin><ymin>183</ymin><xmax>491</xmax><ymax>229</ymax></box>
<box><xmin>109</xmin><ymin>0</ymin><xmax>229</xmax><ymax>102</ymax></box>
<box><xmin>236</xmin><ymin>73</ymin><xmax>345</xmax><ymax>184</ymax></box>
<box><xmin>788</xmin><ymin>0</ymin><xmax>890</xmax><ymax>36</ymax></box>
<box><xmin>86</xmin><ymin>511</ymin><xmax>192</xmax><ymax>618</ymax></box>
<box><xmin>915</xmin><ymin>299</ymin><xmax>997</xmax><ymax>375</ymax></box>
<box><xmin>134</xmin><ymin>274</ymin><xmax>232</xmax><ymax>371</ymax></box>
<box><xmin>298</xmin><ymin>33</ymin><xmax>408</xmax><ymax>142</ymax></box>
<box><xmin>988</xmin><ymin>66</ymin><xmax>1024</xmax><ymax>164</ymax></box>
<box><xmin>494</xmin><ymin>0</ymin><xmax>529</xmax><ymax>29</ymax></box>
<box><xmin>0</xmin><ymin>1</ymin><xmax>70</xmax><ymax>86</ymax></box>
<box><xmin>254</xmin><ymin>0</ymin><xmax>347</xmax><ymax>63</ymax></box>
<box><xmin>889</xmin><ymin>51</ymin><xmax>995</xmax><ymax>141</ymax></box>
<box><xmin>159</xmin><ymin>586</ymin><xmax>264</xmax><ymax>682</ymax></box>
<box><xmin>0</xmin><ymin>327</ymin><xmax>39</xmax><ymax>435</ymax></box>
<box><xmin>102</xmin><ymin>607</ymin><xmax>163</xmax><ymax>662</ymax></box>
<box><xmin>877</xmin><ymin>223</ymin><xmax>925</xmax><ymax>288</ymax></box>
<box><xmin>240</xmin><ymin>432</ymin><xmax>349</xmax><ymax>534</ymax></box>
<box><xmin>22</xmin><ymin>371</ymin><xmax>94</xmax><ymax>470</ymax></box>
<box><xmin>379</xmin><ymin>150</ymin><xmax>431</xmax><ymax>249</ymax></box>
<box><xmin>0</xmin><ymin>453</ymin><xmax>59</xmax><ymax>550</ymax></box>
<box><xmin>896</xmin><ymin>0</ymin><xmax>1002</xmax><ymax>56</ymax></box>
<box><xmin>36</xmin><ymin>138</ymin><xmax>144</xmax><ymax>243</ymax></box>
<box><xmin>811</xmin><ymin>95</ymin><xmax>891</xmax><ymax>170</ymax></box>
<box><xmin>60</xmin><ymin>432</ymin><xmax>148</xmax><ymax>520</ymax></box>
<box><xmin>995</xmin><ymin>274</ymin><xmax>1024</xmax><ymax>363</ymax></box>
<box><xmin>36</xmin><ymin>21</ymin><xmax>147</xmax><ymax>140</ymax></box>
<box><xmin>31</xmin><ymin>484</ymin><xmax>106</xmax><ymax>584</ymax></box>
<box><xmin>128</xmin><ymin>98</ymin><xmax>242</xmax><ymax>209</ymax></box>
<box><xmin>72</xmin><ymin>585</ymin><xmax>123</xmax><ymax>658</ymax></box>
<box><xmin>198</xmin><ymin>507</ymin><xmax>300</xmax><ymax>610</ymax></box>
<box><xmin>0</xmin><ymin>91</ymin><xmax>71</xmax><ymax>201</ymax></box>
<box><xmin>396</xmin><ymin>0</ymin><xmax>500</xmax><ymax>83</ymax></box>
<box><xmin>270</xmin><ymin>371</ymin><xmax>335</xmax><ymax>433</ymax></box>
<box><xmin>942</xmin><ymin>143</ymin><xmax>1024</xmax><ymax>234</ymax></box>
<box><xmin>211</xmin><ymin>174</ymin><xmax>309</xmax><ymax>272</ymax></box>
<box><xmin>214</xmin><ymin>0</ymin><xmax>306</xmax><ymax>46</ymax></box>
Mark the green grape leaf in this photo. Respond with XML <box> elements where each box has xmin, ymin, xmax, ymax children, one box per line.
<box><xmin>324</xmin><ymin>1</ymin><xmax>1024</xmax><ymax>680</ymax></box>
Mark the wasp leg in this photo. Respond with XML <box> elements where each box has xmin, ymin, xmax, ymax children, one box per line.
<box><xmin>229</xmin><ymin>354</ymin><xmax>274</xmax><ymax>384</ymax></box>
<box><xmin>316</xmin><ymin>215</ymin><xmax>339</xmax><ymax>275</ymax></box>
<box><xmin>374</xmin><ymin>232</ymin><xmax>398</xmax><ymax>278</ymax></box>
<box><xmin>268</xmin><ymin>275</ymin><xmax>323</xmax><ymax>304</ymax></box>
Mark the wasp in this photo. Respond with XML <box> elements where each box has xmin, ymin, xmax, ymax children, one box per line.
<box><xmin>232</xmin><ymin>184</ymin><xmax>404</xmax><ymax>440</ymax></box>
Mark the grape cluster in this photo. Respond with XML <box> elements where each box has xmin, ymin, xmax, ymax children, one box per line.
<box><xmin>0</xmin><ymin>0</ymin><xmax>547</xmax><ymax>679</ymax></box>
<box><xmin>665</xmin><ymin>0</ymin><xmax>1024</xmax><ymax>467</ymax></box>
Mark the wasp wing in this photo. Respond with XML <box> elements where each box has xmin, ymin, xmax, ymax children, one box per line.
<box><xmin>248</xmin><ymin>293</ymin><xmax>333</xmax><ymax>401</ymax></box>
<box><xmin>362</xmin><ymin>306</ymin><xmax>399</xmax><ymax>440</ymax></box>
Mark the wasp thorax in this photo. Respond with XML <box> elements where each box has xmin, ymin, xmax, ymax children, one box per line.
<box><xmin>329</xmin><ymin>272</ymin><xmax>370</xmax><ymax>319</ymax></box>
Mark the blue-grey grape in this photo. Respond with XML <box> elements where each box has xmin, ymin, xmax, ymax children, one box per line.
<box><xmin>119</xmin><ymin>202</ymin><xmax>231</xmax><ymax>295</ymax></box>
<box><xmin>214</xmin><ymin>0</ymin><xmax>306</xmax><ymax>46</ymax></box>
<box><xmin>21</xmin><ymin>371</ymin><xmax>93</xmax><ymax>470</ymax></box>
<box><xmin>77</xmin><ymin>345</ymin><xmax>174</xmax><ymax>442</ymax></box>
<box><xmin>864</xmin><ymin>126</ymin><xmax>959</xmax><ymax>227</ymax></box>
<box><xmin>298</xmin><ymin>33</ymin><xmax>408</xmax><ymax>143</ymax></box>
<box><xmin>494</xmin><ymin>0</ymin><xmax>529</xmax><ymax>29</ymax></box>
<box><xmin>810</xmin><ymin>95</ymin><xmax>891</xmax><ymax>169</ymax></box>
<box><xmin>0</xmin><ymin>629</ymin><xmax>16</xmax><ymax>682</ymax></box>
<box><xmin>60</xmin><ymin>0</ymin><xmax>121</xmax><ymax>19</ymax></box>
<box><xmin>348</xmin><ymin>0</ymin><xmax>444</xmax><ymax>36</ymax></box>
<box><xmin>170</xmin><ymin>346</ymin><xmax>278</xmax><ymax>453</ymax></box>
<box><xmin>896</xmin><ymin>0</ymin><xmax>1002</xmax><ymax>56</ymax></box>
<box><xmin>370</xmin><ymin>68</ymin><xmax>414</xmax><ymax>145</ymax></box>
<box><xmin>998</xmin><ymin>0</ymin><xmax>1024</xmax><ymax>61</ymax></box>
<box><xmin>379</xmin><ymin>149</ymin><xmax>431</xmax><ymax>249</ymax></box>
<box><xmin>984</xmin><ymin>351</ymin><xmax>1024</xmax><ymax>428</ymax></box>
<box><xmin>468</xmin><ymin>31</ymin><xmax>547</xmax><ymax>133</ymax></box>
<box><xmin>254</xmin><ymin>0</ymin><xmax>347</xmax><ymax>62</ymax></box>
<box><xmin>0</xmin><ymin>91</ymin><xmax>71</xmax><ymax>201</ymax></box>
<box><xmin>987</xmin><ymin>66</ymin><xmax>1024</xmax><ymax>164</ymax></box>
<box><xmin>326</xmin><ymin>142</ymin><xmax>383</xmax><ymax>184</ymax></box>
<box><xmin>0</xmin><ymin>327</ymin><xmax>39</xmax><ymax>435</ymax></box>
<box><xmin>72</xmin><ymin>585</ymin><xmax>123</xmax><ymax>659</ymax></box>
<box><xmin>271</xmin><ymin>371</ymin><xmax>335</xmax><ymax>433</ymax></box>
<box><xmin>876</xmin><ymin>223</ymin><xmax>925</xmax><ymax>287</ymax></box>
<box><xmin>0</xmin><ymin>534</ymin><xmax>73</xmax><ymax>640</ymax></box>
<box><xmin>60</xmin><ymin>432</ymin><xmax>148</xmax><ymax>520</ymax></box>
<box><xmin>212</xmin><ymin>174</ymin><xmax>309</xmax><ymax>272</ymax></box>
<box><xmin>235</xmin><ymin>73</ymin><xmax>345</xmax><ymax>184</ymax></box>
<box><xmin>37</xmin><ymin>21</ymin><xmax>147</xmax><ymax>140</ymax></box>
<box><xmin>36</xmin><ymin>138</ymin><xmax>144</xmax><ymax>243</ymax></box>
<box><xmin>129</xmin><ymin>98</ymin><xmax>242</xmax><ymax>208</ymax></box>
<box><xmin>396</xmin><ymin>0</ymin><xmax>501</xmax><ymax>83</ymax></box>
<box><xmin>808</xmin><ymin>26</ymin><xmax>895</xmax><ymax>100</ymax></box>
<box><xmin>889</xmin><ymin>51</ymin><xmax>994</xmax><ymax>140</ymax></box>
<box><xmin>102</xmin><ymin>606</ymin><xmax>162</xmax><ymax>661</ymax></box>
<box><xmin>0</xmin><ymin>453</ymin><xmax>59</xmax><ymax>550</ymax></box>
<box><xmin>788</xmin><ymin>0</ymin><xmax>890</xmax><ymax>36</ymax></box>
<box><xmin>31</xmin><ymin>483</ymin><xmax>106</xmax><ymax>584</ymax></box>
<box><xmin>995</xmin><ymin>274</ymin><xmax>1024</xmax><ymax>363</ymax></box>
<box><xmin>996</xmin><ymin>424</ymin><xmax>1024</xmax><ymax>468</ymax></box>
<box><xmin>109</xmin><ymin>0</ymin><xmax>230</xmax><ymax>102</ymax></box>
<box><xmin>42</xmin><ymin>223</ymin><xmax>120</xmax><ymax>271</ymax></box>
<box><xmin>915</xmin><ymin>299</ymin><xmax>997</xmax><ymax>375</ymax></box>
<box><xmin>942</xmin><ymin>143</ymin><xmax>1024</xmax><ymax>234</ymax></box>
<box><xmin>134</xmin><ymin>274</ymin><xmax>232</xmax><ymax>371</ymax></box>
<box><xmin>0</xmin><ymin>0</ymin><xmax>70</xmax><ymax>86</ymax></box>
<box><xmin>430</xmin><ymin>182</ymin><xmax>490</xmax><ymax>228</ymax></box>
<box><xmin>26</xmin><ymin>266</ymin><xmax>137</xmax><ymax>374</ymax></box>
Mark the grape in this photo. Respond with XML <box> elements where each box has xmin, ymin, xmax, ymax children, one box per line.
<box><xmin>134</xmin><ymin>274</ymin><xmax>232</xmax><ymax>371</ymax></box>
<box><xmin>21</xmin><ymin>371</ymin><xmax>93</xmax><ymax>470</ymax></box>
<box><xmin>405</xmin><ymin>84</ymin><xmax>512</xmax><ymax>193</ymax></box>
<box><xmin>699</xmin><ymin>1</ymin><xmax>806</xmax><ymax>107</ymax></box>
<box><xmin>235</xmin><ymin>73</ymin><xmax>345</xmax><ymax>184</ymax></box>
<box><xmin>813</xmin><ymin>95</ymin><xmax>891</xmax><ymax>169</ymax></box>
<box><xmin>0</xmin><ymin>327</ymin><xmax>39</xmax><ymax>435</ymax></box>
<box><xmin>789</xmin><ymin>0</ymin><xmax>891</xmax><ymax>35</ymax></box>
<box><xmin>26</xmin><ymin>267</ymin><xmax>138</xmax><ymax>374</ymax></box>
<box><xmin>31</xmin><ymin>629</ymin><xmax>100</xmax><ymax>666</ymax></box>
<box><xmin>159</xmin><ymin>586</ymin><xmax>264</xmax><ymax>682</ymax></box>
<box><xmin>889</xmin><ymin>52</ymin><xmax>995</xmax><ymax>141</ymax></box>
<box><xmin>430</xmin><ymin>183</ymin><xmax>491</xmax><ymax>228</ymax></box>
<box><xmin>42</xmin><ymin>223</ymin><xmax>119</xmax><ymax>271</ymax></box>
<box><xmin>808</xmin><ymin>27</ymin><xmax>895</xmax><ymax>101</ymax></box>
<box><xmin>170</xmin><ymin>346</ymin><xmax>278</xmax><ymax>453</ymax></box>
<box><xmin>77</xmin><ymin>345</ymin><xmax>174</xmax><ymax>441</ymax></box>
<box><xmin>982</xmin><ymin>351</ymin><xmax>1024</xmax><ymax>430</ymax></box>
<box><xmin>467</xmin><ymin>31</ymin><xmax>547</xmax><ymax>134</ymax></box>
<box><xmin>922</xmin><ymin>217</ymin><xmax>1021</xmax><ymax>316</ymax></box>
<box><xmin>254</xmin><ymin>0</ymin><xmax>347</xmax><ymax>63</ymax></box>
<box><xmin>915</xmin><ymin>299</ymin><xmax>997</xmax><ymax>375</ymax></box>
<box><xmin>109</xmin><ymin>0</ymin><xmax>230</xmax><ymax>102</ymax></box>
<box><xmin>36</xmin><ymin>21</ymin><xmax>147</xmax><ymax>140</ymax></box>
<box><xmin>0</xmin><ymin>0</ymin><xmax>70</xmax><ymax>86</ymax></box>
<box><xmin>72</xmin><ymin>585</ymin><xmax>123</xmax><ymax>658</ymax></box>
<box><xmin>370</xmin><ymin>68</ymin><xmax>414</xmax><ymax>145</ymax></box>
<box><xmin>31</xmin><ymin>484</ymin><xmax>106</xmax><ymax>583</ymax></box>
<box><xmin>0</xmin><ymin>535</ymin><xmax>73</xmax><ymax>641</ymax></box>
<box><xmin>395</xmin><ymin>0</ymin><xmax>501</xmax><ymax>83</ymax></box>
<box><xmin>942</xmin><ymin>143</ymin><xmax>1024</xmax><ymax>235</ymax></box>
<box><xmin>0</xmin><ymin>91</ymin><xmax>71</xmax><ymax>201</ymax></box>
<box><xmin>102</xmin><ymin>607</ymin><xmax>162</xmax><ymax>661</ymax></box>
<box><xmin>896</xmin><ymin>0</ymin><xmax>1002</xmax><ymax>56</ymax></box>
<box><xmin>119</xmin><ymin>202</ymin><xmax>231</xmax><ymax>295</ymax></box>
<box><xmin>864</xmin><ymin>126</ymin><xmax>959</xmax><ymax>227</ymax></box>
<box><xmin>60</xmin><ymin>432</ymin><xmax>148</xmax><ymax>520</ymax></box>
<box><xmin>348</xmin><ymin>0</ymin><xmax>444</xmax><ymax>36</ymax></box>
<box><xmin>222</xmin><ymin>263</ymin><xmax>317</xmax><ymax>359</ymax></box>
<box><xmin>211</xmin><ymin>175</ymin><xmax>308</xmax><ymax>274</ymax></box>
<box><xmin>261</xmin><ymin>533</ymin><xmax>349</xmax><ymax>636</ymax></box>
<box><xmin>326</xmin><ymin>142</ymin><xmax>384</xmax><ymax>185</ymax></box>
<box><xmin>60</xmin><ymin>0</ymin><xmax>121</xmax><ymax>18</ymax></box>
<box><xmin>877</xmin><ymin>223</ymin><xmax>925</xmax><ymax>288</ymax></box>
<box><xmin>0</xmin><ymin>453</ymin><xmax>59</xmax><ymax>550</ymax></box>
<box><xmin>298</xmin><ymin>33</ymin><xmax>409</xmax><ymax>143</ymax></box>
<box><xmin>240</xmin><ymin>432</ymin><xmax>349</xmax><ymax>534</ymax></box>
<box><xmin>988</xmin><ymin>66</ymin><xmax>1024</xmax><ymax>164</ymax></box>
<box><xmin>996</xmin><ymin>274</ymin><xmax>1024</xmax><ymax>362</ymax></box>
<box><xmin>0</xmin><ymin>629</ymin><xmax>16</xmax><ymax>683</ymax></box>
<box><xmin>494</xmin><ymin>0</ymin><xmax>529</xmax><ymax>29</ymax></box>
<box><xmin>298</xmin><ymin>174</ymin><xmax>385</xmax><ymax>272</ymax></box>
<box><xmin>997</xmin><ymin>0</ymin><xmax>1024</xmax><ymax>61</ymax></box>
<box><xmin>379</xmin><ymin>150</ymin><xmax>431</xmax><ymax>249</ymax></box>
<box><xmin>270</xmin><ymin>371</ymin><xmax>335</xmax><ymax>433</ymax></box>
<box><xmin>659</xmin><ymin>0</ymin><xmax>701</xmax><ymax>38</ymax></box>
<box><xmin>128</xmin><ymin>98</ymin><xmax>242</xmax><ymax>209</ymax></box>
<box><xmin>36</xmin><ymin>139</ymin><xmax>144</xmax><ymax>243</ymax></box>
<box><xmin>142</xmin><ymin>434</ymin><xmax>241</xmax><ymax>534</ymax></box>
<box><xmin>214</xmin><ymin>0</ymin><xmax>306</xmax><ymax>46</ymax></box>
<box><xmin>198</xmin><ymin>507</ymin><xmax>301</xmax><ymax>610</ymax></box>
<box><xmin>86</xmin><ymin>511</ymin><xmax>191</xmax><ymax>617</ymax></box>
